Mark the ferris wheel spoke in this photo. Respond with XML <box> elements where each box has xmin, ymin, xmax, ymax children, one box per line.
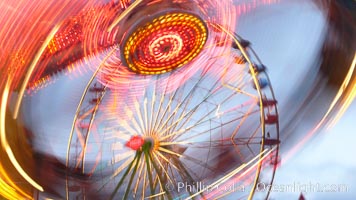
<box><xmin>168</xmin><ymin>75</ymin><xmax>224</xmax><ymax>123</ymax></box>
<box><xmin>167</xmin><ymin>91</ymin><xmax>196</xmax><ymax>138</ymax></box>
<box><xmin>132</xmin><ymin>98</ymin><xmax>147</xmax><ymax>135</ymax></box>
<box><xmin>159</xmin><ymin>84</ymin><xmax>255</xmax><ymax>142</ymax></box>
<box><xmin>147</xmin><ymin>150</ymin><xmax>173</xmax><ymax>199</ymax></box>
<box><xmin>149</xmin><ymin>92</ymin><xmax>166</xmax><ymax>136</ymax></box>
<box><xmin>109</xmin><ymin>151</ymin><xmax>140</xmax><ymax>200</ymax></box>
<box><xmin>157</xmin><ymin>146</ymin><xmax>215</xmax><ymax>174</ymax></box>
<box><xmin>155</xmin><ymin>151</ymin><xmax>180</xmax><ymax>172</ymax></box>
<box><xmin>215</xmin><ymin>97</ymin><xmax>257</xmax><ymax>117</ymax></box>
<box><xmin>104</xmin><ymin>129</ymin><xmax>131</xmax><ymax>141</ymax></box>
<box><xmin>157</xmin><ymin>148</ymin><xmax>210</xmax><ymax>193</ymax></box>
<box><xmin>170</xmin><ymin>156</ymin><xmax>204</xmax><ymax>199</ymax></box>
<box><xmin>144</xmin><ymin>150</ymin><xmax>155</xmax><ymax>196</ymax></box>
<box><xmin>168</xmin><ymin>94</ymin><xmax>214</xmax><ymax>136</ymax></box>
<box><xmin>151</xmin><ymin>78</ymin><xmax>182</xmax><ymax>135</ymax></box>
<box><xmin>112</xmin><ymin>90</ymin><xmax>144</xmax><ymax>135</ymax></box>
<box><xmin>122</xmin><ymin>153</ymin><xmax>142</xmax><ymax>200</ymax></box>
<box><xmin>110</xmin><ymin>152</ymin><xmax>135</xmax><ymax>178</ymax></box>
<box><xmin>148</xmin><ymin>85</ymin><xmax>157</xmax><ymax>136</ymax></box>
<box><xmin>119</xmin><ymin>114</ymin><xmax>140</xmax><ymax>136</ymax></box>
<box><xmin>152</xmin><ymin>152</ymin><xmax>174</xmax><ymax>185</ymax></box>
<box><xmin>160</xmin><ymin>140</ymin><xmax>239</xmax><ymax>149</ymax></box>
<box><xmin>89</xmin><ymin>146</ymin><xmax>104</xmax><ymax>175</ymax></box>
<box><xmin>140</xmin><ymin>166</ymin><xmax>147</xmax><ymax>199</ymax></box>
<box><xmin>231</xmin><ymin>101</ymin><xmax>258</xmax><ymax>140</ymax></box>
<box><xmin>153</xmin><ymin>175</ymin><xmax>160</xmax><ymax>194</ymax></box>
<box><xmin>110</xmin><ymin>98</ymin><xmax>144</xmax><ymax>139</ymax></box>
<box><xmin>155</xmin><ymin>63</ymin><xmax>239</xmax><ymax>140</ymax></box>
<box><xmin>231</xmin><ymin>141</ymin><xmax>246</xmax><ymax>162</ymax></box>
<box><xmin>133</xmin><ymin>157</ymin><xmax>146</xmax><ymax>198</ymax></box>
<box><xmin>158</xmin><ymin>147</ymin><xmax>183</xmax><ymax>158</ymax></box>
<box><xmin>247</xmin><ymin>144</ymin><xmax>257</xmax><ymax>156</ymax></box>
<box><xmin>169</xmin><ymin>91</ymin><xmax>249</xmax><ymax>138</ymax></box>
<box><xmin>154</xmin><ymin>75</ymin><xmax>207</xmax><ymax>135</ymax></box>
<box><xmin>156</xmin><ymin>91</ymin><xmax>216</xmax><ymax>140</ymax></box>
<box><xmin>247</xmin><ymin>124</ymin><xmax>261</xmax><ymax>144</ymax></box>
<box><xmin>162</xmin><ymin>105</ymin><xmax>218</xmax><ymax>141</ymax></box>
<box><xmin>111</xmin><ymin>150</ymin><xmax>135</xmax><ymax>165</ymax></box>
<box><xmin>157</xmin><ymin>73</ymin><xmax>190</xmax><ymax>127</ymax></box>
<box><xmin>170</xmin><ymin>109</ymin><xmax>260</xmax><ymax>142</ymax></box>
<box><xmin>166</xmin><ymin>68</ymin><xmax>215</xmax><ymax>128</ymax></box>
<box><xmin>179</xmin><ymin>154</ymin><xmax>218</xmax><ymax>173</ymax></box>
<box><xmin>150</xmin><ymin>77</ymin><xmax>171</xmax><ymax>134</ymax></box>
<box><xmin>223</xmin><ymin>84</ymin><xmax>258</xmax><ymax>99</ymax></box>
<box><xmin>143</xmin><ymin>97</ymin><xmax>149</xmax><ymax>135</ymax></box>
<box><xmin>167</xmin><ymin>164</ymin><xmax>178</xmax><ymax>185</ymax></box>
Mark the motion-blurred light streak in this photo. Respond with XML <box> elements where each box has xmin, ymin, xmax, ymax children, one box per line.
<box><xmin>65</xmin><ymin>48</ymin><xmax>116</xmax><ymax>200</ymax></box>
<box><xmin>0</xmin><ymin>0</ymin><xmax>308</xmax><ymax>199</ymax></box>
<box><xmin>211</xmin><ymin>22</ymin><xmax>272</xmax><ymax>200</ymax></box>
<box><xmin>1</xmin><ymin>79</ymin><xmax>44</xmax><ymax>193</ymax></box>
<box><xmin>12</xmin><ymin>25</ymin><xmax>61</xmax><ymax>119</ymax></box>
<box><xmin>0</xmin><ymin>164</ymin><xmax>32</xmax><ymax>199</ymax></box>
<box><xmin>327</xmin><ymin>53</ymin><xmax>356</xmax><ymax>128</ymax></box>
<box><xmin>210</xmin><ymin>147</ymin><xmax>277</xmax><ymax>200</ymax></box>
<box><xmin>107</xmin><ymin>0</ymin><xmax>143</xmax><ymax>32</ymax></box>
<box><xmin>284</xmin><ymin>52</ymin><xmax>356</xmax><ymax>164</ymax></box>
<box><xmin>186</xmin><ymin>147</ymin><xmax>274</xmax><ymax>200</ymax></box>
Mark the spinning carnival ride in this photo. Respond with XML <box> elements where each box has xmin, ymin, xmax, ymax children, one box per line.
<box><xmin>2</xmin><ymin>0</ymin><xmax>281</xmax><ymax>199</ymax></box>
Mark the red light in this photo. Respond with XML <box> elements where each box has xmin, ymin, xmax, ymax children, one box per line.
<box><xmin>122</xmin><ymin>12</ymin><xmax>207</xmax><ymax>75</ymax></box>
<box><xmin>125</xmin><ymin>136</ymin><xmax>144</xmax><ymax>150</ymax></box>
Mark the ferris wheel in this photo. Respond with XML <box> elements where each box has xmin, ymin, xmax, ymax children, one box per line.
<box><xmin>8</xmin><ymin>0</ymin><xmax>281</xmax><ymax>199</ymax></box>
<box><xmin>56</xmin><ymin>1</ymin><xmax>281</xmax><ymax>199</ymax></box>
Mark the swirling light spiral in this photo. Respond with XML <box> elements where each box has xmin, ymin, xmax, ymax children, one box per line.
<box><xmin>122</xmin><ymin>11</ymin><xmax>208</xmax><ymax>75</ymax></box>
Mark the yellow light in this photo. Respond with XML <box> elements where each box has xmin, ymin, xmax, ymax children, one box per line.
<box><xmin>0</xmin><ymin>164</ymin><xmax>32</xmax><ymax>199</ymax></box>
<box><xmin>122</xmin><ymin>12</ymin><xmax>207</xmax><ymax>75</ymax></box>
<box><xmin>1</xmin><ymin>79</ymin><xmax>44</xmax><ymax>194</ymax></box>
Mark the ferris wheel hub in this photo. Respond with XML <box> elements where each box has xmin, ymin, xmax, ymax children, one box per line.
<box><xmin>125</xmin><ymin>135</ymin><xmax>160</xmax><ymax>152</ymax></box>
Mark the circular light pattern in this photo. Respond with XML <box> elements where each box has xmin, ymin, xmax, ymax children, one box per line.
<box><xmin>122</xmin><ymin>11</ymin><xmax>208</xmax><ymax>75</ymax></box>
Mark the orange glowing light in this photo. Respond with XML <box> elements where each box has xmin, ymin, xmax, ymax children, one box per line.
<box><xmin>122</xmin><ymin>12</ymin><xmax>208</xmax><ymax>75</ymax></box>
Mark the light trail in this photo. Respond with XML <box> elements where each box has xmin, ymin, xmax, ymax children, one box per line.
<box><xmin>144</xmin><ymin>191</ymin><xmax>166</xmax><ymax>199</ymax></box>
<box><xmin>1</xmin><ymin>79</ymin><xmax>44</xmax><ymax>193</ymax></box>
<box><xmin>207</xmin><ymin>22</ymin><xmax>267</xmax><ymax>200</ymax></box>
<box><xmin>184</xmin><ymin>148</ymin><xmax>272</xmax><ymax>200</ymax></box>
<box><xmin>211</xmin><ymin>147</ymin><xmax>276</xmax><ymax>199</ymax></box>
<box><xmin>81</xmin><ymin>86</ymin><xmax>107</xmax><ymax>173</ymax></box>
<box><xmin>327</xmin><ymin>53</ymin><xmax>356</xmax><ymax>128</ymax></box>
<box><xmin>284</xmin><ymin>52</ymin><xmax>356</xmax><ymax>163</ymax></box>
<box><xmin>65</xmin><ymin>48</ymin><xmax>116</xmax><ymax>200</ymax></box>
<box><xmin>13</xmin><ymin>24</ymin><xmax>61</xmax><ymax>119</ymax></box>
<box><xmin>107</xmin><ymin>0</ymin><xmax>143</xmax><ymax>32</ymax></box>
<box><xmin>0</xmin><ymin>164</ymin><xmax>32</xmax><ymax>199</ymax></box>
